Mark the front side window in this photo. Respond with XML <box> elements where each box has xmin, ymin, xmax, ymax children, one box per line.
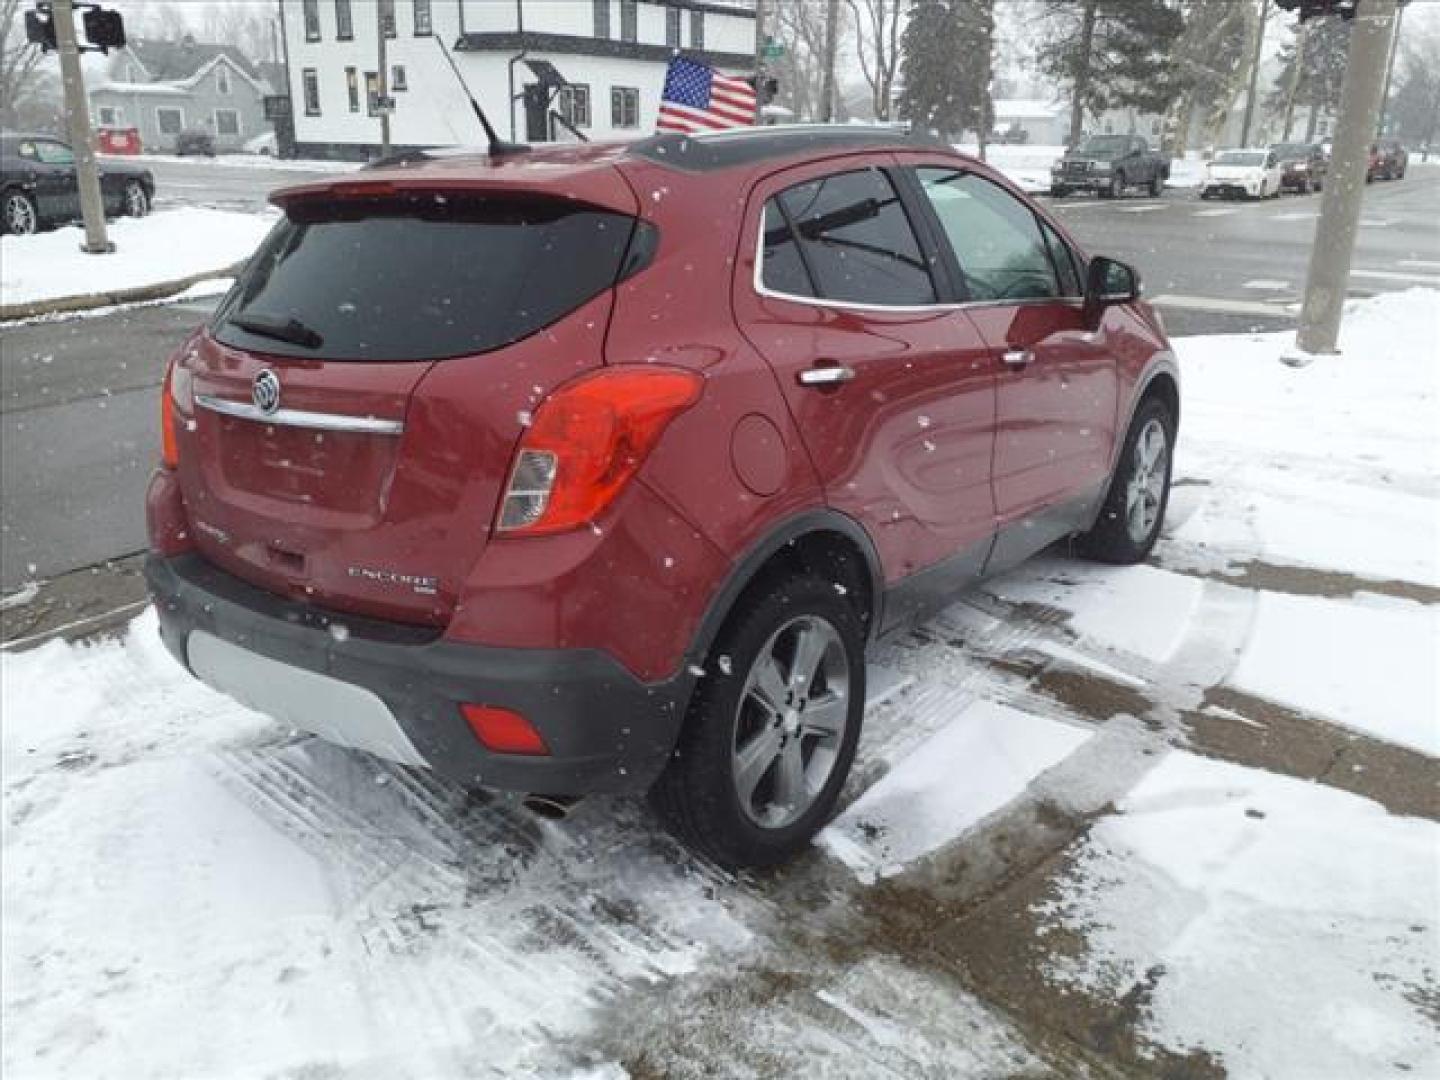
<box><xmin>156</xmin><ymin>107</ymin><xmax>185</xmax><ymax>135</ymax></box>
<box><xmin>765</xmin><ymin>169</ymin><xmax>936</xmax><ymax>307</ymax></box>
<box><xmin>413</xmin><ymin>0</ymin><xmax>432</xmax><ymax>36</ymax></box>
<box><xmin>302</xmin><ymin>69</ymin><xmax>320</xmax><ymax>116</ymax></box>
<box><xmin>35</xmin><ymin>140</ymin><xmax>75</xmax><ymax>165</ymax></box>
<box><xmin>215</xmin><ymin>109</ymin><xmax>241</xmax><ymax>136</ymax></box>
<box><xmin>666</xmin><ymin>5</ymin><xmax>681</xmax><ymax>47</ymax></box>
<box><xmin>302</xmin><ymin>0</ymin><xmax>320</xmax><ymax>41</ymax></box>
<box><xmin>620</xmin><ymin>0</ymin><xmax>637</xmax><ymax>42</ymax></box>
<box><xmin>1039</xmin><ymin>219</ymin><xmax>1081</xmax><ymax>297</ymax></box>
<box><xmin>334</xmin><ymin>0</ymin><xmax>353</xmax><ymax>40</ymax></box>
<box><xmin>611</xmin><ymin>86</ymin><xmax>639</xmax><ymax>128</ymax></box>
<box><xmin>917</xmin><ymin>168</ymin><xmax>1058</xmax><ymax>302</ymax></box>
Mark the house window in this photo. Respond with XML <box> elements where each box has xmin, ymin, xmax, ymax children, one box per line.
<box><xmin>217</xmin><ymin>65</ymin><xmax>231</xmax><ymax>95</ymax></box>
<box><xmin>593</xmin><ymin>0</ymin><xmax>609</xmax><ymax>39</ymax></box>
<box><xmin>366</xmin><ymin>71</ymin><xmax>380</xmax><ymax>116</ymax></box>
<box><xmin>303</xmin><ymin>68</ymin><xmax>321</xmax><ymax>115</ymax></box>
<box><xmin>215</xmin><ymin>109</ymin><xmax>241</xmax><ymax>136</ymax></box>
<box><xmin>97</xmin><ymin>105</ymin><xmax>121</xmax><ymax>126</ymax></box>
<box><xmin>346</xmin><ymin>66</ymin><xmax>359</xmax><ymax>111</ymax></box>
<box><xmin>690</xmin><ymin>10</ymin><xmax>704</xmax><ymax>49</ymax></box>
<box><xmin>414</xmin><ymin>0</ymin><xmax>432</xmax><ymax>35</ymax></box>
<box><xmin>378</xmin><ymin>0</ymin><xmax>396</xmax><ymax>37</ymax></box>
<box><xmin>335</xmin><ymin>0</ymin><xmax>353</xmax><ymax>40</ymax></box>
<box><xmin>666</xmin><ymin>5</ymin><xmax>680</xmax><ymax>47</ymax></box>
<box><xmin>620</xmin><ymin>0</ymin><xmax>637</xmax><ymax>43</ymax></box>
<box><xmin>392</xmin><ymin>64</ymin><xmax>407</xmax><ymax>92</ymax></box>
<box><xmin>302</xmin><ymin>0</ymin><xmax>320</xmax><ymax>42</ymax></box>
<box><xmin>559</xmin><ymin>84</ymin><xmax>591</xmax><ymax>128</ymax></box>
<box><xmin>156</xmin><ymin>106</ymin><xmax>184</xmax><ymax>135</ymax></box>
<box><xmin>611</xmin><ymin>86</ymin><xmax>639</xmax><ymax>129</ymax></box>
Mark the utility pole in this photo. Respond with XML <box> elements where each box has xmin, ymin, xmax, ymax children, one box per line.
<box><xmin>1376</xmin><ymin>0</ymin><xmax>1405</xmax><ymax>135</ymax></box>
<box><xmin>53</xmin><ymin>0</ymin><xmax>111</xmax><ymax>253</ymax></box>
<box><xmin>1240</xmin><ymin>0</ymin><xmax>1271</xmax><ymax>147</ymax></box>
<box><xmin>753</xmin><ymin>0</ymin><xmax>768</xmax><ymax>124</ymax></box>
<box><xmin>377</xmin><ymin>3</ymin><xmax>392</xmax><ymax>156</ymax></box>
<box><xmin>1295</xmin><ymin>0</ymin><xmax>1402</xmax><ymax>356</ymax></box>
<box><xmin>820</xmin><ymin>0</ymin><xmax>841</xmax><ymax>123</ymax></box>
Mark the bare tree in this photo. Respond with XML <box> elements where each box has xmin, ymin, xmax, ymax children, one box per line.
<box><xmin>199</xmin><ymin>2</ymin><xmax>276</xmax><ymax>64</ymax></box>
<box><xmin>772</xmin><ymin>0</ymin><xmax>832</xmax><ymax>121</ymax></box>
<box><xmin>1</xmin><ymin>0</ymin><xmax>47</xmax><ymax>127</ymax></box>
<box><xmin>847</xmin><ymin>0</ymin><xmax>904</xmax><ymax>121</ymax></box>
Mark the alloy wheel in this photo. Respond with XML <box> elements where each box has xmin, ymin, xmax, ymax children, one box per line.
<box><xmin>731</xmin><ymin>615</ymin><xmax>851</xmax><ymax>830</ymax></box>
<box><xmin>1125</xmin><ymin>418</ymin><xmax>1168</xmax><ymax>545</ymax></box>
<box><xmin>4</xmin><ymin>193</ymin><xmax>37</xmax><ymax>235</ymax></box>
<box><xmin>124</xmin><ymin>182</ymin><xmax>149</xmax><ymax>217</ymax></box>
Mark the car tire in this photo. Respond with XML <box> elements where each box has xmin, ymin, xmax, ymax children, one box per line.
<box><xmin>2</xmin><ymin>189</ymin><xmax>38</xmax><ymax>236</ymax></box>
<box><xmin>1101</xmin><ymin>173</ymin><xmax>1123</xmax><ymax>199</ymax></box>
<box><xmin>650</xmin><ymin>573</ymin><xmax>866</xmax><ymax>869</ymax></box>
<box><xmin>1148</xmin><ymin>172</ymin><xmax>1163</xmax><ymax>197</ymax></box>
<box><xmin>1050</xmin><ymin>185</ymin><xmax>1070</xmax><ymax>198</ymax></box>
<box><xmin>122</xmin><ymin>180</ymin><xmax>149</xmax><ymax>218</ymax></box>
<box><xmin>1081</xmin><ymin>396</ymin><xmax>1175</xmax><ymax>566</ymax></box>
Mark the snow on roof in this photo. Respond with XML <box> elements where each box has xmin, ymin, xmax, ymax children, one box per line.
<box><xmin>93</xmin><ymin>81</ymin><xmax>189</xmax><ymax>97</ymax></box>
<box><xmin>993</xmin><ymin>99</ymin><xmax>1064</xmax><ymax>120</ymax></box>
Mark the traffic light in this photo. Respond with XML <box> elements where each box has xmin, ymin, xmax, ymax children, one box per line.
<box><xmin>1275</xmin><ymin>0</ymin><xmax>1359</xmax><ymax>20</ymax></box>
<box><xmin>83</xmin><ymin>7</ymin><xmax>126</xmax><ymax>53</ymax></box>
<box><xmin>24</xmin><ymin>8</ymin><xmax>55</xmax><ymax>51</ymax></box>
<box><xmin>747</xmin><ymin>74</ymin><xmax>779</xmax><ymax>106</ymax></box>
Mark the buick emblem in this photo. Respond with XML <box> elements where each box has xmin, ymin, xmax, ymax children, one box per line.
<box><xmin>252</xmin><ymin>369</ymin><xmax>281</xmax><ymax>415</ymax></box>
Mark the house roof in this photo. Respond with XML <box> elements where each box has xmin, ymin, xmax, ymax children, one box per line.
<box><xmin>124</xmin><ymin>37</ymin><xmax>259</xmax><ymax>82</ymax></box>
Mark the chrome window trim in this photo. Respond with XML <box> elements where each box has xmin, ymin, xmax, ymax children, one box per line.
<box><xmin>195</xmin><ymin>394</ymin><xmax>405</xmax><ymax>435</ymax></box>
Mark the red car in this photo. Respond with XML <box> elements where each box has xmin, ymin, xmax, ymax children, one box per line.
<box><xmin>146</xmin><ymin>128</ymin><xmax>1179</xmax><ymax>867</ymax></box>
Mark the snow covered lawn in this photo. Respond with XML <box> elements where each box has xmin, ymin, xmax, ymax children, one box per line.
<box><xmin>2</xmin><ymin>291</ymin><xmax>1437</xmax><ymax>1077</ymax></box>
<box><xmin>0</xmin><ymin>207</ymin><xmax>273</xmax><ymax>309</ymax></box>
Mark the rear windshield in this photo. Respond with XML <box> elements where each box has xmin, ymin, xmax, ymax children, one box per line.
<box><xmin>212</xmin><ymin>194</ymin><xmax>635</xmax><ymax>361</ymax></box>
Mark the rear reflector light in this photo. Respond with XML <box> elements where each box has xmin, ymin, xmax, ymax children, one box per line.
<box><xmin>497</xmin><ymin>366</ymin><xmax>703</xmax><ymax>536</ymax></box>
<box><xmin>461</xmin><ymin>704</ymin><xmax>549</xmax><ymax>756</ymax></box>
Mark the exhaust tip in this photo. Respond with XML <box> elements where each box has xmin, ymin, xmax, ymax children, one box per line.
<box><xmin>522</xmin><ymin>793</ymin><xmax>582</xmax><ymax>821</ymax></box>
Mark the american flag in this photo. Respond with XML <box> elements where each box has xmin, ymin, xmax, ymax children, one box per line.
<box><xmin>656</xmin><ymin>56</ymin><xmax>756</xmax><ymax>134</ymax></box>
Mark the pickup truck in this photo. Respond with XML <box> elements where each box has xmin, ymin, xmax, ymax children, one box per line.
<box><xmin>1050</xmin><ymin>134</ymin><xmax>1170</xmax><ymax>199</ymax></box>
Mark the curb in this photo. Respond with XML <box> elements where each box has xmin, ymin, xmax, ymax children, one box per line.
<box><xmin>0</xmin><ymin>260</ymin><xmax>245</xmax><ymax>323</ymax></box>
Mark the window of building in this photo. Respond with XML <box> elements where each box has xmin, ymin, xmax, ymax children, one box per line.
<box><xmin>334</xmin><ymin>0</ymin><xmax>353</xmax><ymax>40</ymax></box>
<box><xmin>767</xmin><ymin>170</ymin><xmax>936</xmax><ymax>307</ymax></box>
<box><xmin>620</xmin><ymin>0</ymin><xmax>637</xmax><ymax>43</ymax></box>
<box><xmin>302</xmin><ymin>0</ymin><xmax>320</xmax><ymax>42</ymax></box>
<box><xmin>593</xmin><ymin>0</ymin><xmax>610</xmax><ymax>38</ymax></box>
<box><xmin>392</xmin><ymin>64</ymin><xmax>407</xmax><ymax>91</ymax></box>
<box><xmin>346</xmin><ymin>66</ymin><xmax>359</xmax><ymax>112</ymax></box>
<box><xmin>559</xmin><ymin>84</ymin><xmax>591</xmax><ymax>128</ymax></box>
<box><xmin>916</xmin><ymin>167</ymin><xmax>1059</xmax><ymax>302</ymax></box>
<box><xmin>378</xmin><ymin>0</ymin><xmax>396</xmax><ymax>37</ymax></box>
<box><xmin>303</xmin><ymin>69</ymin><xmax>321</xmax><ymax>116</ymax></box>
<box><xmin>216</xmin><ymin>65</ymin><xmax>231</xmax><ymax>95</ymax></box>
<box><xmin>611</xmin><ymin>86</ymin><xmax>639</xmax><ymax>128</ymax></box>
<box><xmin>666</xmin><ymin>5</ymin><xmax>681</xmax><ymax>47</ymax></box>
<box><xmin>690</xmin><ymin>10</ymin><xmax>704</xmax><ymax>49</ymax></box>
<box><xmin>366</xmin><ymin>71</ymin><xmax>380</xmax><ymax>116</ymax></box>
<box><xmin>214</xmin><ymin>109</ymin><xmax>241</xmax><ymax>136</ymax></box>
<box><xmin>156</xmin><ymin>106</ymin><xmax>185</xmax><ymax>135</ymax></box>
<box><xmin>97</xmin><ymin>105</ymin><xmax>121</xmax><ymax>126</ymax></box>
<box><xmin>414</xmin><ymin>0</ymin><xmax>432</xmax><ymax>35</ymax></box>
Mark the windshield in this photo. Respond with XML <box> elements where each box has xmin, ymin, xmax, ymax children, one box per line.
<box><xmin>1215</xmin><ymin>151</ymin><xmax>1266</xmax><ymax>166</ymax></box>
<box><xmin>212</xmin><ymin>194</ymin><xmax>634</xmax><ymax>362</ymax></box>
<box><xmin>1079</xmin><ymin>135</ymin><xmax>1130</xmax><ymax>155</ymax></box>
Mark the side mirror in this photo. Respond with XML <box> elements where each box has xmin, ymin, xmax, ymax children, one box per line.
<box><xmin>1084</xmin><ymin>256</ymin><xmax>1140</xmax><ymax>328</ymax></box>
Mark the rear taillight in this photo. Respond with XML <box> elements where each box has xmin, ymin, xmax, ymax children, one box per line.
<box><xmin>160</xmin><ymin>359</ymin><xmax>192</xmax><ymax>470</ymax></box>
<box><xmin>497</xmin><ymin>366</ymin><xmax>703</xmax><ymax>536</ymax></box>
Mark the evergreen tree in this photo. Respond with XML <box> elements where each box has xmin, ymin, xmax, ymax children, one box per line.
<box><xmin>1035</xmin><ymin>0</ymin><xmax>1184</xmax><ymax>146</ymax></box>
<box><xmin>1268</xmin><ymin>16</ymin><xmax>1349</xmax><ymax>141</ymax></box>
<box><xmin>1168</xmin><ymin>0</ymin><xmax>1252</xmax><ymax>154</ymax></box>
<box><xmin>898</xmin><ymin>0</ymin><xmax>995</xmax><ymax>143</ymax></box>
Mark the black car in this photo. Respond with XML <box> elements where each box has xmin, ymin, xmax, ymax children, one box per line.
<box><xmin>1051</xmin><ymin>134</ymin><xmax>1170</xmax><ymax>199</ymax></box>
<box><xmin>1271</xmin><ymin>142</ymin><xmax>1327</xmax><ymax>194</ymax></box>
<box><xmin>1</xmin><ymin>131</ymin><xmax>155</xmax><ymax>235</ymax></box>
<box><xmin>175</xmin><ymin>128</ymin><xmax>215</xmax><ymax>157</ymax></box>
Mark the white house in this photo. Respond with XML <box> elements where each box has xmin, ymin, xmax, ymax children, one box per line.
<box><xmin>279</xmin><ymin>0</ymin><xmax>757</xmax><ymax>159</ymax></box>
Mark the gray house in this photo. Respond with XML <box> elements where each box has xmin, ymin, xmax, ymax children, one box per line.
<box><xmin>90</xmin><ymin>37</ymin><xmax>274</xmax><ymax>154</ymax></box>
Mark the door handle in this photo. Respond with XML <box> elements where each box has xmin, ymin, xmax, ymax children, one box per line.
<box><xmin>798</xmin><ymin>365</ymin><xmax>855</xmax><ymax>387</ymax></box>
<box><xmin>1003</xmin><ymin>349</ymin><xmax>1034</xmax><ymax>369</ymax></box>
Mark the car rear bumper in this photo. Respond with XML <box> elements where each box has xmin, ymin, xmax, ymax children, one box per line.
<box><xmin>145</xmin><ymin>553</ymin><xmax>693</xmax><ymax>796</ymax></box>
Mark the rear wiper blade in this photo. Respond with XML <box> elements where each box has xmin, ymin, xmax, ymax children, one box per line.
<box><xmin>227</xmin><ymin>312</ymin><xmax>324</xmax><ymax>349</ymax></box>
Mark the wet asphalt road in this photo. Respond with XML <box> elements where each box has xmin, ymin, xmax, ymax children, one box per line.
<box><xmin>2</xmin><ymin>161</ymin><xmax>1437</xmax><ymax>592</ymax></box>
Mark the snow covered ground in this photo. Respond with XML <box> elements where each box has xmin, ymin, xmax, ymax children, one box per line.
<box><xmin>101</xmin><ymin>152</ymin><xmax>356</xmax><ymax>174</ymax></box>
<box><xmin>0</xmin><ymin>207</ymin><xmax>275</xmax><ymax>308</ymax></box>
<box><xmin>2</xmin><ymin>290</ymin><xmax>1437</xmax><ymax>1077</ymax></box>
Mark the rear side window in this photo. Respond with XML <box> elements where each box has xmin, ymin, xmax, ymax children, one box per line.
<box><xmin>762</xmin><ymin>168</ymin><xmax>936</xmax><ymax>306</ymax></box>
<box><xmin>917</xmin><ymin>168</ymin><xmax>1059</xmax><ymax>302</ymax></box>
<box><xmin>213</xmin><ymin>195</ymin><xmax>634</xmax><ymax>361</ymax></box>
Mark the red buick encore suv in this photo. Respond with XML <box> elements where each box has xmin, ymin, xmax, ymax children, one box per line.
<box><xmin>146</xmin><ymin>127</ymin><xmax>1178</xmax><ymax>868</ymax></box>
